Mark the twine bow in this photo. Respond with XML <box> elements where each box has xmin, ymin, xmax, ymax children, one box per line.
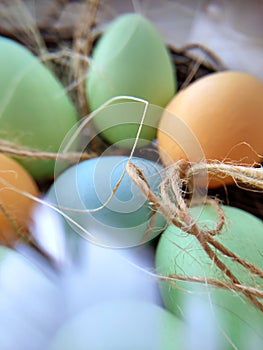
<box><xmin>126</xmin><ymin>159</ymin><xmax>263</xmax><ymax>312</ymax></box>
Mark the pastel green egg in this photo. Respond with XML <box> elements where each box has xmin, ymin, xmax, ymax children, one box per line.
<box><xmin>0</xmin><ymin>37</ymin><xmax>78</xmax><ymax>178</ymax></box>
<box><xmin>155</xmin><ymin>205</ymin><xmax>263</xmax><ymax>350</ymax></box>
<box><xmin>87</xmin><ymin>13</ymin><xmax>176</xmax><ymax>146</ymax></box>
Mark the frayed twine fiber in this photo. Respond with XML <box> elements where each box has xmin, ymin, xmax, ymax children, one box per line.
<box><xmin>0</xmin><ymin>138</ymin><xmax>95</xmax><ymax>162</ymax></box>
<box><xmin>189</xmin><ymin>162</ymin><xmax>263</xmax><ymax>190</ymax></box>
<box><xmin>0</xmin><ymin>0</ymin><xmax>47</xmax><ymax>56</ymax></box>
<box><xmin>126</xmin><ymin>159</ymin><xmax>263</xmax><ymax>312</ymax></box>
<box><xmin>73</xmin><ymin>0</ymin><xmax>100</xmax><ymax>114</ymax></box>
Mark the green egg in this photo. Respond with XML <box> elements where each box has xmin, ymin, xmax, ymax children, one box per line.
<box><xmin>87</xmin><ymin>13</ymin><xmax>176</xmax><ymax>146</ymax></box>
<box><xmin>0</xmin><ymin>37</ymin><xmax>78</xmax><ymax>178</ymax></box>
<box><xmin>155</xmin><ymin>205</ymin><xmax>263</xmax><ymax>350</ymax></box>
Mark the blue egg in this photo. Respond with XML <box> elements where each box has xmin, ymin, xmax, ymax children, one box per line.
<box><xmin>47</xmin><ymin>156</ymin><xmax>166</xmax><ymax>247</ymax></box>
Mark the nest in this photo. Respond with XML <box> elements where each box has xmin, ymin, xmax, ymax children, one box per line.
<box><xmin>0</xmin><ymin>0</ymin><xmax>261</xmax><ymax>219</ymax></box>
<box><xmin>0</xmin><ymin>0</ymin><xmax>263</xmax><ymax>315</ymax></box>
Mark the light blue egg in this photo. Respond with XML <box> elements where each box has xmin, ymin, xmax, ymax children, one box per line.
<box><xmin>47</xmin><ymin>156</ymin><xmax>166</xmax><ymax>248</ymax></box>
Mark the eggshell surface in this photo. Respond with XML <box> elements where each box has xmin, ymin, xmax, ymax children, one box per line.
<box><xmin>47</xmin><ymin>156</ymin><xmax>166</xmax><ymax>247</ymax></box>
<box><xmin>0</xmin><ymin>154</ymin><xmax>39</xmax><ymax>245</ymax></box>
<box><xmin>155</xmin><ymin>204</ymin><xmax>263</xmax><ymax>349</ymax></box>
<box><xmin>88</xmin><ymin>100</ymin><xmax>165</xmax><ymax>148</ymax></box>
<box><xmin>158</xmin><ymin>71</ymin><xmax>263</xmax><ymax>187</ymax></box>
<box><xmin>87</xmin><ymin>13</ymin><xmax>176</xmax><ymax>145</ymax></box>
<box><xmin>0</xmin><ymin>37</ymin><xmax>78</xmax><ymax>178</ymax></box>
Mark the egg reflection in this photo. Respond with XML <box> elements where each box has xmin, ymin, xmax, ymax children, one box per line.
<box><xmin>31</xmin><ymin>205</ymin><xmax>220</xmax><ymax>350</ymax></box>
<box><xmin>30</xmin><ymin>201</ymin><xmax>162</xmax><ymax>320</ymax></box>
<box><xmin>67</xmin><ymin>244</ymin><xmax>162</xmax><ymax>314</ymax></box>
<box><xmin>55</xmin><ymin>223</ymin><xmax>163</xmax><ymax>317</ymax></box>
<box><xmin>49</xmin><ymin>300</ymin><xmax>186</xmax><ymax>350</ymax></box>
<box><xmin>0</xmin><ymin>193</ymin><xmax>222</xmax><ymax>349</ymax></box>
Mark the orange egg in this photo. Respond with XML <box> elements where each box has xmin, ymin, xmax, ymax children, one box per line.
<box><xmin>157</xmin><ymin>71</ymin><xmax>263</xmax><ymax>188</ymax></box>
<box><xmin>0</xmin><ymin>154</ymin><xmax>39</xmax><ymax>245</ymax></box>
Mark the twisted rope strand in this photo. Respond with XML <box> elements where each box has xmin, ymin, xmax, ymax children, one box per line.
<box><xmin>126</xmin><ymin>160</ymin><xmax>263</xmax><ymax>312</ymax></box>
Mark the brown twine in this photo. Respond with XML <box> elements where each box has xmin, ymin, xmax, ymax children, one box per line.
<box><xmin>159</xmin><ymin>274</ymin><xmax>263</xmax><ymax>299</ymax></box>
<box><xmin>171</xmin><ymin>43</ymin><xmax>225</xmax><ymax>90</ymax></box>
<box><xmin>0</xmin><ymin>139</ymin><xmax>96</xmax><ymax>162</ymax></box>
<box><xmin>189</xmin><ymin>162</ymin><xmax>263</xmax><ymax>190</ymax></box>
<box><xmin>73</xmin><ymin>0</ymin><xmax>100</xmax><ymax>115</ymax></box>
<box><xmin>177</xmin><ymin>43</ymin><xmax>227</xmax><ymax>71</ymax></box>
<box><xmin>0</xmin><ymin>0</ymin><xmax>48</xmax><ymax>58</ymax></box>
<box><xmin>126</xmin><ymin>159</ymin><xmax>263</xmax><ymax>312</ymax></box>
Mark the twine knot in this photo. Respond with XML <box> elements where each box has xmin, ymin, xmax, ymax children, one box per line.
<box><xmin>126</xmin><ymin>159</ymin><xmax>263</xmax><ymax>312</ymax></box>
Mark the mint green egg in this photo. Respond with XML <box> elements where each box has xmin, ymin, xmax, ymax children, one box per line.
<box><xmin>87</xmin><ymin>13</ymin><xmax>176</xmax><ymax>146</ymax></box>
<box><xmin>0</xmin><ymin>37</ymin><xmax>78</xmax><ymax>178</ymax></box>
<box><xmin>155</xmin><ymin>205</ymin><xmax>263</xmax><ymax>350</ymax></box>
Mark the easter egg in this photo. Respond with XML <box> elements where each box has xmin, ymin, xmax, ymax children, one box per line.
<box><xmin>157</xmin><ymin>71</ymin><xmax>263</xmax><ymax>188</ymax></box>
<box><xmin>85</xmin><ymin>100</ymin><xmax>167</xmax><ymax>149</ymax></box>
<box><xmin>47</xmin><ymin>156</ymin><xmax>166</xmax><ymax>248</ymax></box>
<box><xmin>155</xmin><ymin>204</ymin><xmax>263</xmax><ymax>349</ymax></box>
<box><xmin>87</xmin><ymin>13</ymin><xmax>176</xmax><ymax>145</ymax></box>
<box><xmin>0</xmin><ymin>154</ymin><xmax>39</xmax><ymax>246</ymax></box>
<box><xmin>0</xmin><ymin>245</ymin><xmax>63</xmax><ymax>350</ymax></box>
<box><xmin>49</xmin><ymin>300</ymin><xmax>187</xmax><ymax>350</ymax></box>
<box><xmin>0</xmin><ymin>37</ymin><xmax>78</xmax><ymax>178</ymax></box>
